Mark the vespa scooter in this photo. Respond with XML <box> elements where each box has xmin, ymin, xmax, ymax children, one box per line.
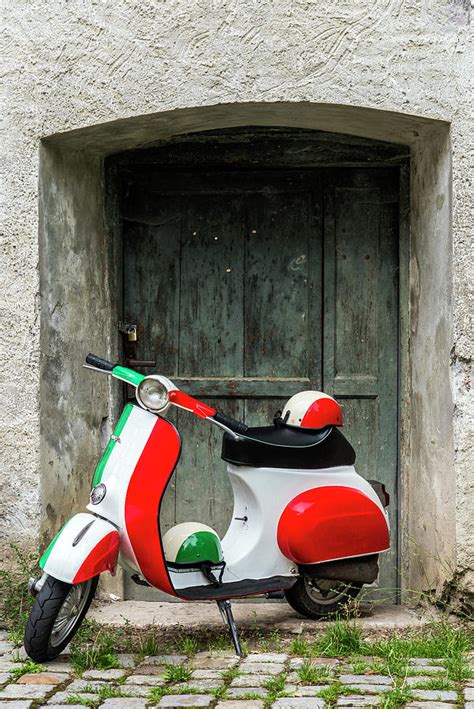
<box><xmin>25</xmin><ymin>353</ymin><xmax>390</xmax><ymax>661</ymax></box>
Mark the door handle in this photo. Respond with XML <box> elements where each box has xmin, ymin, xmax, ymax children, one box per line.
<box><xmin>127</xmin><ymin>359</ymin><xmax>156</xmax><ymax>368</ymax></box>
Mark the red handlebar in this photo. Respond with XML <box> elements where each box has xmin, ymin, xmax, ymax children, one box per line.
<box><xmin>168</xmin><ymin>390</ymin><xmax>217</xmax><ymax>419</ymax></box>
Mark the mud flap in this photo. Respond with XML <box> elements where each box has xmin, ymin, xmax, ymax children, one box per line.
<box><xmin>40</xmin><ymin>512</ymin><xmax>120</xmax><ymax>584</ymax></box>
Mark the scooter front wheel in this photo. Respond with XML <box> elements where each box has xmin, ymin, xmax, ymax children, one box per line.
<box><xmin>285</xmin><ymin>577</ymin><xmax>361</xmax><ymax>619</ymax></box>
<box><xmin>24</xmin><ymin>575</ymin><xmax>98</xmax><ymax>661</ymax></box>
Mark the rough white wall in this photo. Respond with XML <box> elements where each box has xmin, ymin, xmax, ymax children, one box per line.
<box><xmin>1</xmin><ymin>0</ymin><xmax>472</xmax><ymax>585</ymax></box>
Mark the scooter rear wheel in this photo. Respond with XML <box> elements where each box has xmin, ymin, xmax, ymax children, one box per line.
<box><xmin>285</xmin><ymin>577</ymin><xmax>361</xmax><ymax>619</ymax></box>
<box><xmin>24</xmin><ymin>575</ymin><xmax>98</xmax><ymax>662</ymax></box>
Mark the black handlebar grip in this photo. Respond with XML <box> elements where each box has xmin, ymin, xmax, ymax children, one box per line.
<box><xmin>85</xmin><ymin>353</ymin><xmax>116</xmax><ymax>371</ymax></box>
<box><xmin>214</xmin><ymin>412</ymin><xmax>248</xmax><ymax>435</ymax></box>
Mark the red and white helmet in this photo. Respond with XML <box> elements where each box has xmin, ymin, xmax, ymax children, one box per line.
<box><xmin>282</xmin><ymin>391</ymin><xmax>343</xmax><ymax>429</ymax></box>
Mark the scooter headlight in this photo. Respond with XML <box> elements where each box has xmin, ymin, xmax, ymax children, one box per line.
<box><xmin>136</xmin><ymin>375</ymin><xmax>170</xmax><ymax>413</ymax></box>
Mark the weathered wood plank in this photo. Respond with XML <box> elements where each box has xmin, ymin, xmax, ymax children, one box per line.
<box><xmin>323</xmin><ymin>168</ymin><xmax>399</xmax><ymax>598</ymax></box>
<box><xmin>179</xmin><ymin>194</ymin><xmax>244</xmax><ymax>377</ymax></box>
<box><xmin>171</xmin><ymin>378</ymin><xmax>311</xmax><ymax>398</ymax></box>
<box><xmin>245</xmin><ymin>189</ymin><xmax>315</xmax><ymax>378</ymax></box>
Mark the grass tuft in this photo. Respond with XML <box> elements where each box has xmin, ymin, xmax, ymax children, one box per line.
<box><xmin>315</xmin><ymin>619</ymin><xmax>367</xmax><ymax>657</ymax></box>
<box><xmin>70</xmin><ymin>631</ymin><xmax>120</xmax><ymax>673</ymax></box>
<box><xmin>409</xmin><ymin>675</ymin><xmax>456</xmax><ymax>691</ymax></box>
<box><xmin>297</xmin><ymin>661</ymin><xmax>334</xmax><ymax>685</ymax></box>
<box><xmin>66</xmin><ymin>694</ymin><xmax>98</xmax><ymax>707</ymax></box>
<box><xmin>289</xmin><ymin>637</ymin><xmax>311</xmax><ymax>657</ymax></box>
<box><xmin>262</xmin><ymin>672</ymin><xmax>287</xmax><ymax>694</ymax></box>
<box><xmin>317</xmin><ymin>681</ymin><xmax>358</xmax><ymax>701</ymax></box>
<box><xmin>220</xmin><ymin>666</ymin><xmax>240</xmax><ymax>682</ymax></box>
<box><xmin>163</xmin><ymin>663</ymin><xmax>193</xmax><ymax>683</ymax></box>
<box><xmin>0</xmin><ymin>545</ymin><xmax>37</xmax><ymax>645</ymax></box>
<box><xmin>9</xmin><ymin>660</ymin><xmax>45</xmax><ymax>680</ymax></box>
<box><xmin>379</xmin><ymin>685</ymin><xmax>413</xmax><ymax>709</ymax></box>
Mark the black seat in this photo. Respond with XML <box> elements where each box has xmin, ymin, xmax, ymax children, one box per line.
<box><xmin>221</xmin><ymin>424</ymin><xmax>356</xmax><ymax>469</ymax></box>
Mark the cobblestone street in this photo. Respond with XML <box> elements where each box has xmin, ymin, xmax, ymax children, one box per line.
<box><xmin>0</xmin><ymin>630</ymin><xmax>472</xmax><ymax>708</ymax></box>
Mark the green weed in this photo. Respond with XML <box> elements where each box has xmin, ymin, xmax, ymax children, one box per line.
<box><xmin>135</xmin><ymin>632</ymin><xmax>161</xmax><ymax>657</ymax></box>
<box><xmin>70</xmin><ymin>634</ymin><xmax>120</xmax><ymax>673</ymax></box>
<box><xmin>263</xmin><ymin>672</ymin><xmax>287</xmax><ymax>693</ymax></box>
<box><xmin>0</xmin><ymin>545</ymin><xmax>37</xmax><ymax>644</ymax></box>
<box><xmin>207</xmin><ymin>635</ymin><xmax>231</xmax><ymax>653</ymax></box>
<box><xmin>220</xmin><ymin>666</ymin><xmax>240</xmax><ymax>682</ymax></box>
<box><xmin>409</xmin><ymin>675</ymin><xmax>456</xmax><ymax>691</ymax></box>
<box><xmin>443</xmin><ymin>654</ymin><xmax>472</xmax><ymax>682</ymax></box>
<box><xmin>315</xmin><ymin>619</ymin><xmax>367</xmax><ymax>657</ymax></box>
<box><xmin>317</xmin><ymin>681</ymin><xmax>357</xmax><ymax>701</ymax></box>
<box><xmin>178</xmin><ymin>636</ymin><xmax>199</xmax><ymax>656</ymax></box>
<box><xmin>297</xmin><ymin>661</ymin><xmax>333</xmax><ymax>685</ymax></box>
<box><xmin>379</xmin><ymin>685</ymin><xmax>413</xmax><ymax>709</ymax></box>
<box><xmin>163</xmin><ymin>664</ymin><xmax>193</xmax><ymax>683</ymax></box>
<box><xmin>96</xmin><ymin>684</ymin><xmax>126</xmax><ymax>700</ymax></box>
<box><xmin>371</xmin><ymin>621</ymin><xmax>472</xmax><ymax>660</ymax></box>
<box><xmin>351</xmin><ymin>659</ymin><xmax>372</xmax><ymax>674</ymax></box>
<box><xmin>289</xmin><ymin>637</ymin><xmax>311</xmax><ymax>657</ymax></box>
<box><xmin>9</xmin><ymin>660</ymin><xmax>45</xmax><ymax>680</ymax></box>
<box><xmin>66</xmin><ymin>694</ymin><xmax>98</xmax><ymax>707</ymax></box>
<box><xmin>372</xmin><ymin>654</ymin><xmax>410</xmax><ymax>679</ymax></box>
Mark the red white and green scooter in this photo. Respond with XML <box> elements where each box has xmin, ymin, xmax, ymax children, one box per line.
<box><xmin>25</xmin><ymin>353</ymin><xmax>390</xmax><ymax>660</ymax></box>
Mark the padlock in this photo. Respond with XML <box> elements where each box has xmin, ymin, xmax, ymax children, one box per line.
<box><xmin>126</xmin><ymin>325</ymin><xmax>137</xmax><ymax>342</ymax></box>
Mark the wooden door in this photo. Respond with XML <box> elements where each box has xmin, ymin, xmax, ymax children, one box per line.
<box><xmin>121</xmin><ymin>167</ymin><xmax>399</xmax><ymax>599</ymax></box>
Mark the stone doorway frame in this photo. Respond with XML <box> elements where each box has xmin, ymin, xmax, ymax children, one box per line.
<box><xmin>39</xmin><ymin>102</ymin><xmax>454</xmax><ymax>599</ymax></box>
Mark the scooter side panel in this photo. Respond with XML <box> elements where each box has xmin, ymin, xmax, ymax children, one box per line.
<box><xmin>123</xmin><ymin>416</ymin><xmax>181</xmax><ymax>596</ymax></box>
<box><xmin>277</xmin><ymin>485</ymin><xmax>390</xmax><ymax>565</ymax></box>
<box><xmin>86</xmin><ymin>405</ymin><xmax>181</xmax><ymax>596</ymax></box>
<box><xmin>40</xmin><ymin>513</ymin><xmax>119</xmax><ymax>584</ymax></box>
<box><xmin>219</xmin><ymin>464</ymin><xmax>389</xmax><ymax>584</ymax></box>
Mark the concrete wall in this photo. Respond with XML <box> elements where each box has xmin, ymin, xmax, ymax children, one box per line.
<box><xmin>1</xmin><ymin>0</ymin><xmax>472</xmax><ymax>601</ymax></box>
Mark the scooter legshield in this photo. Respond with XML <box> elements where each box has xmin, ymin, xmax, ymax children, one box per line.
<box><xmin>40</xmin><ymin>512</ymin><xmax>119</xmax><ymax>584</ymax></box>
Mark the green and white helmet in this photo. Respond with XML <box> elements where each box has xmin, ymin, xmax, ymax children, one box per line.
<box><xmin>163</xmin><ymin>522</ymin><xmax>223</xmax><ymax>567</ymax></box>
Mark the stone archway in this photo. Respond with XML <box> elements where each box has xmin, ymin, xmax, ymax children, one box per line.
<box><xmin>39</xmin><ymin>102</ymin><xmax>454</xmax><ymax>598</ymax></box>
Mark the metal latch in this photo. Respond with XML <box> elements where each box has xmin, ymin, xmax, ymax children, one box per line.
<box><xmin>118</xmin><ymin>322</ymin><xmax>137</xmax><ymax>342</ymax></box>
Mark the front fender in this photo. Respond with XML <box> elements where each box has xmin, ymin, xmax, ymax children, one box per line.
<box><xmin>40</xmin><ymin>513</ymin><xmax>120</xmax><ymax>584</ymax></box>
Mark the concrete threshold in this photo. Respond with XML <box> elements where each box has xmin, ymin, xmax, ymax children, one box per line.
<box><xmin>88</xmin><ymin>601</ymin><xmax>434</xmax><ymax>635</ymax></box>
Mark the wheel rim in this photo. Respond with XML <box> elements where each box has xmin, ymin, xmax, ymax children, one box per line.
<box><xmin>304</xmin><ymin>577</ymin><xmax>352</xmax><ymax>606</ymax></box>
<box><xmin>50</xmin><ymin>579</ymin><xmax>92</xmax><ymax>647</ymax></box>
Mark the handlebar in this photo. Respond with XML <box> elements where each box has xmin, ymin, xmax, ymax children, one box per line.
<box><xmin>85</xmin><ymin>353</ymin><xmax>248</xmax><ymax>435</ymax></box>
<box><xmin>85</xmin><ymin>353</ymin><xmax>116</xmax><ymax>371</ymax></box>
<box><xmin>213</xmin><ymin>412</ymin><xmax>248</xmax><ymax>435</ymax></box>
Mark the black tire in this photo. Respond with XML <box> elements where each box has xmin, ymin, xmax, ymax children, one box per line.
<box><xmin>285</xmin><ymin>576</ymin><xmax>362</xmax><ymax>619</ymax></box>
<box><xmin>24</xmin><ymin>575</ymin><xmax>98</xmax><ymax>662</ymax></box>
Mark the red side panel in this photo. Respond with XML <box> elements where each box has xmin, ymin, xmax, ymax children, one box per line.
<box><xmin>277</xmin><ymin>486</ymin><xmax>390</xmax><ymax>565</ymax></box>
<box><xmin>73</xmin><ymin>531</ymin><xmax>120</xmax><ymax>584</ymax></box>
<box><xmin>125</xmin><ymin>417</ymin><xmax>181</xmax><ymax>596</ymax></box>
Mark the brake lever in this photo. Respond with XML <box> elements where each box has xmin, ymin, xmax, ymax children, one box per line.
<box><xmin>82</xmin><ymin>364</ymin><xmax>114</xmax><ymax>375</ymax></box>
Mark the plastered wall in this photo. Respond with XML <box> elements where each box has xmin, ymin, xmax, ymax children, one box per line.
<box><xmin>1</xmin><ymin>0</ymin><xmax>472</xmax><ymax>600</ymax></box>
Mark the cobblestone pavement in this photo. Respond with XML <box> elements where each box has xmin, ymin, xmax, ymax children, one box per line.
<box><xmin>0</xmin><ymin>631</ymin><xmax>472</xmax><ymax>708</ymax></box>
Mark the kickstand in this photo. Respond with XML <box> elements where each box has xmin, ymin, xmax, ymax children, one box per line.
<box><xmin>216</xmin><ymin>599</ymin><xmax>244</xmax><ymax>657</ymax></box>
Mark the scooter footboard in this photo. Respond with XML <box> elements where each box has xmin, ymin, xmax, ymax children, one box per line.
<box><xmin>40</xmin><ymin>513</ymin><xmax>120</xmax><ymax>584</ymax></box>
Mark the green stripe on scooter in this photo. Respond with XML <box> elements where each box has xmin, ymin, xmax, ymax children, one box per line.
<box><xmin>91</xmin><ymin>403</ymin><xmax>134</xmax><ymax>488</ymax></box>
<box><xmin>39</xmin><ymin>517</ymin><xmax>73</xmax><ymax>568</ymax></box>
<box><xmin>112</xmin><ymin>365</ymin><xmax>145</xmax><ymax>387</ymax></box>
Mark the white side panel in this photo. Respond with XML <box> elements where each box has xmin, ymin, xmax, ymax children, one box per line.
<box><xmin>171</xmin><ymin>463</ymin><xmax>388</xmax><ymax>590</ymax></box>
<box><xmin>86</xmin><ymin>405</ymin><xmax>158</xmax><ymax>572</ymax></box>
<box><xmin>41</xmin><ymin>513</ymin><xmax>118</xmax><ymax>584</ymax></box>
<box><xmin>223</xmin><ymin>464</ymin><xmax>388</xmax><ymax>581</ymax></box>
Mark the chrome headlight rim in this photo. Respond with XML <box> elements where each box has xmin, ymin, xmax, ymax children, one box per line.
<box><xmin>136</xmin><ymin>374</ymin><xmax>171</xmax><ymax>414</ymax></box>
